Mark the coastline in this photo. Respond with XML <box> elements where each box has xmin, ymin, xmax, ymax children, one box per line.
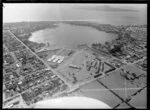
<box><xmin>27</xmin><ymin>21</ymin><xmax>119</xmax><ymax>51</ymax></box>
<box><xmin>5</xmin><ymin>21</ymin><xmax>146</xmax><ymax>53</ymax></box>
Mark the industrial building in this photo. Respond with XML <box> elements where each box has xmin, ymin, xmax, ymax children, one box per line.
<box><xmin>48</xmin><ymin>55</ymin><xmax>64</xmax><ymax>64</ymax></box>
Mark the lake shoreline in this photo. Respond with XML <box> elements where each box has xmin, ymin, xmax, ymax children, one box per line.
<box><xmin>8</xmin><ymin>21</ymin><xmax>146</xmax><ymax>53</ymax></box>
<box><xmin>28</xmin><ymin>22</ymin><xmax>118</xmax><ymax>50</ymax></box>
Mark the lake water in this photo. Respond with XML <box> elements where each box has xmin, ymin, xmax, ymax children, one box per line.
<box><xmin>58</xmin><ymin>11</ymin><xmax>146</xmax><ymax>26</ymax></box>
<box><xmin>58</xmin><ymin>5</ymin><xmax>146</xmax><ymax>26</ymax></box>
<box><xmin>29</xmin><ymin>23</ymin><xmax>117</xmax><ymax>48</ymax></box>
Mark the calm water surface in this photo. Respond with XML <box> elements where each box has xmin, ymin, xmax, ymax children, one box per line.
<box><xmin>29</xmin><ymin>23</ymin><xmax>117</xmax><ymax>48</ymax></box>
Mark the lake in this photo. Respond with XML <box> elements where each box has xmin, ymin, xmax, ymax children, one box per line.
<box><xmin>29</xmin><ymin>23</ymin><xmax>117</xmax><ymax>48</ymax></box>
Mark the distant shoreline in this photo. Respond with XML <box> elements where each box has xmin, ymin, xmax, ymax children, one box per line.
<box><xmin>3</xmin><ymin>21</ymin><xmax>146</xmax><ymax>52</ymax></box>
<box><xmin>28</xmin><ymin>22</ymin><xmax>118</xmax><ymax>49</ymax></box>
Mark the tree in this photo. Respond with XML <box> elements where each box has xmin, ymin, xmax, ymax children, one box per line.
<box><xmin>105</xmin><ymin>42</ymin><xmax>109</xmax><ymax>46</ymax></box>
<box><xmin>98</xmin><ymin>43</ymin><xmax>102</xmax><ymax>47</ymax></box>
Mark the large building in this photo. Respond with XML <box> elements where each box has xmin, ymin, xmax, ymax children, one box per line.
<box><xmin>48</xmin><ymin>55</ymin><xmax>64</xmax><ymax>64</ymax></box>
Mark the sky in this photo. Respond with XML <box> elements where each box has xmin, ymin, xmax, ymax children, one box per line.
<box><xmin>3</xmin><ymin>3</ymin><xmax>147</xmax><ymax>23</ymax></box>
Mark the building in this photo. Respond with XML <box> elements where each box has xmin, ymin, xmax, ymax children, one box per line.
<box><xmin>57</xmin><ymin>56</ymin><xmax>64</xmax><ymax>64</ymax></box>
<box><xmin>69</xmin><ymin>64</ymin><xmax>81</xmax><ymax>70</ymax></box>
<box><xmin>57</xmin><ymin>59</ymin><xmax>63</xmax><ymax>64</ymax></box>
<box><xmin>48</xmin><ymin>55</ymin><xmax>64</xmax><ymax>64</ymax></box>
<box><xmin>16</xmin><ymin>63</ymin><xmax>21</xmax><ymax>68</ymax></box>
<box><xmin>52</xmin><ymin>57</ymin><xmax>59</xmax><ymax>63</ymax></box>
<box><xmin>48</xmin><ymin>55</ymin><xmax>56</xmax><ymax>62</ymax></box>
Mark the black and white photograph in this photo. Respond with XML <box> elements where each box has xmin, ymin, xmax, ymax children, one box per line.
<box><xmin>2</xmin><ymin>3</ymin><xmax>147</xmax><ymax>109</ymax></box>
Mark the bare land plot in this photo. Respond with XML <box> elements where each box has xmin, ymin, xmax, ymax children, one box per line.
<box><xmin>79</xmin><ymin>80</ymin><xmax>122</xmax><ymax>108</ymax></box>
